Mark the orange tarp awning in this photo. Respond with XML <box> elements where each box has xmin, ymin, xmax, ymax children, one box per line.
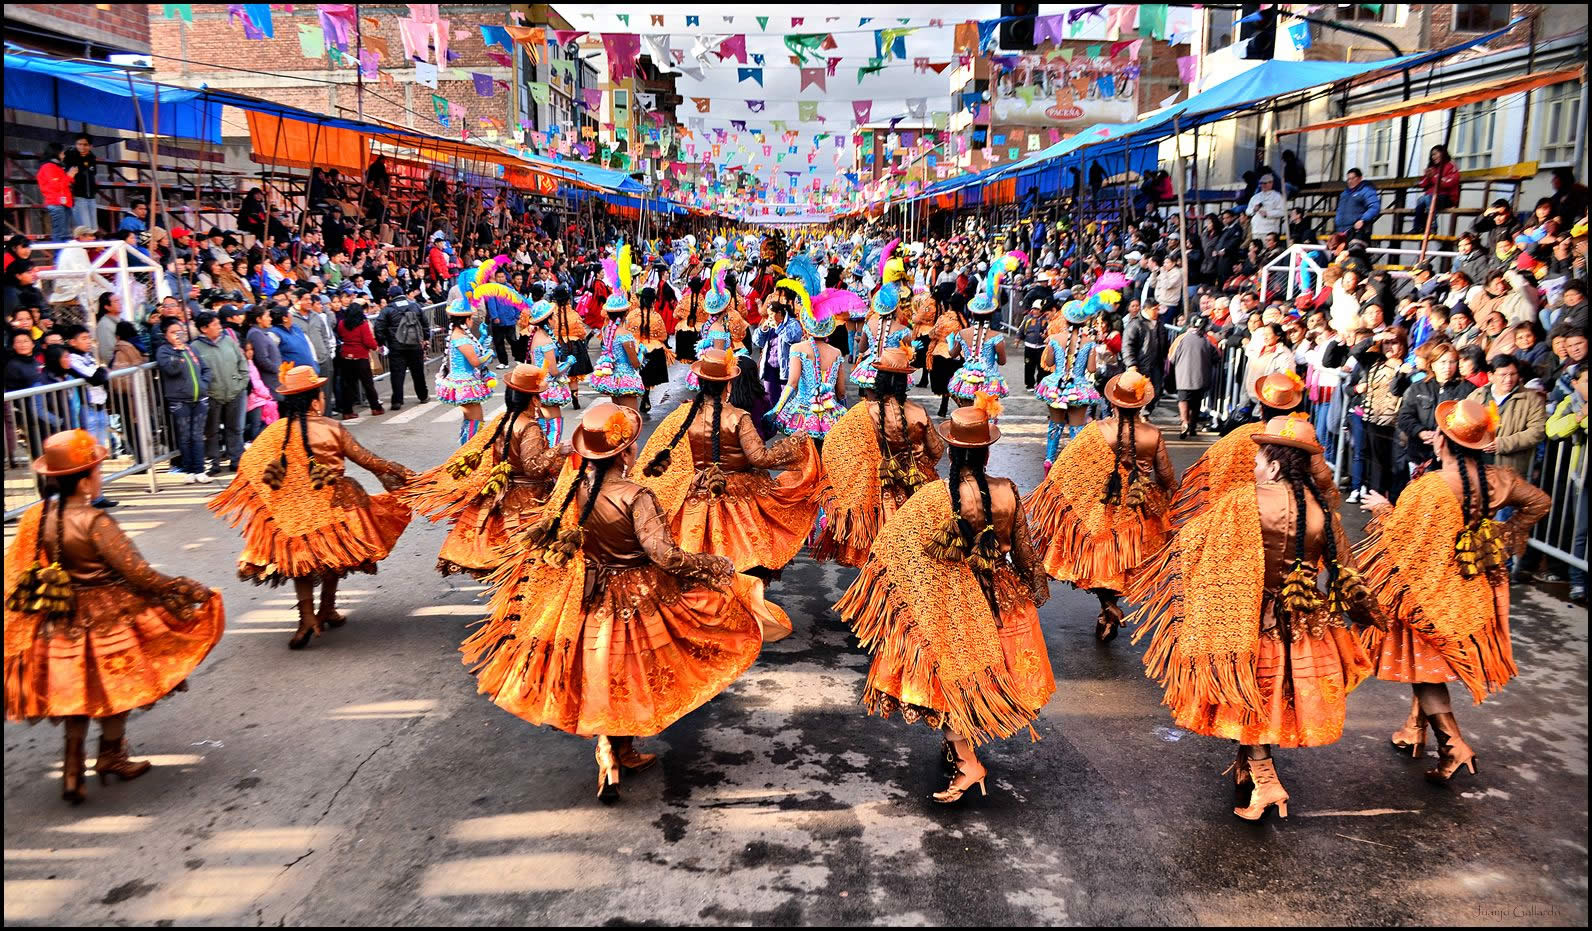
<box><xmin>246</xmin><ymin>112</ymin><xmax>368</xmax><ymax>173</ymax></box>
<box><xmin>1280</xmin><ymin>68</ymin><xmax>1584</xmax><ymax>136</ymax></box>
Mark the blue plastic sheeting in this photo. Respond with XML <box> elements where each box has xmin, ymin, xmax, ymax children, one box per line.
<box><xmin>517</xmin><ymin>153</ymin><xmax>644</xmax><ymax>194</ymax></box>
<box><xmin>567</xmin><ymin>188</ymin><xmax>692</xmax><ymax>215</ymax></box>
<box><xmin>907</xmin><ymin>19</ymin><xmax>1518</xmax><ymax>205</ymax></box>
<box><xmin>4</xmin><ymin>51</ymin><xmax>223</xmax><ymax>143</ymax></box>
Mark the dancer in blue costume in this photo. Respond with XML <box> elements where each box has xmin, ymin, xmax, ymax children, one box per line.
<box><xmin>771</xmin><ymin>273</ymin><xmax>846</xmax><ymax>452</ymax></box>
<box><xmin>436</xmin><ymin>300</ymin><xmax>494</xmax><ymax>445</ymax></box>
<box><xmin>1034</xmin><ymin>298</ymin><xmax>1105</xmax><ymax>473</ymax></box>
<box><xmin>947</xmin><ymin>252</ymin><xmax>1028</xmax><ymax>408</ymax></box>
<box><xmin>588</xmin><ymin>245</ymin><xmax>645</xmax><ymax>412</ymax></box>
<box><xmin>850</xmin><ymin>240</ymin><xmax>913</xmax><ymax>400</ymax></box>
<box><xmin>524</xmin><ymin>298</ymin><xmax>576</xmax><ymax>443</ymax></box>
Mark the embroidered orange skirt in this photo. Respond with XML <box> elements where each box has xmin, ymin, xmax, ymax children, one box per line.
<box><xmin>5</xmin><ymin>585</ymin><xmax>226</xmax><ymax>721</ymax></box>
<box><xmin>1172</xmin><ymin>603</ymin><xmax>1372</xmax><ymax>748</ymax></box>
<box><xmin>1364</xmin><ymin>584</ymin><xmax>1510</xmax><ymax>687</ymax></box>
<box><xmin>673</xmin><ymin>464</ymin><xmax>827</xmax><ymax>574</ymax></box>
<box><xmin>214</xmin><ymin>476</ymin><xmax>412</xmax><ymax>584</ymax></box>
<box><xmin>463</xmin><ymin>564</ymin><xmax>765</xmax><ymax>737</ymax></box>
<box><xmin>840</xmin><ymin>564</ymin><xmax>1055</xmax><ymax>734</ymax></box>
<box><xmin>435</xmin><ymin>482</ymin><xmax>549</xmax><ymax>577</ymax></box>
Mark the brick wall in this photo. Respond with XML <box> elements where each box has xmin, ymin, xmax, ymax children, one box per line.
<box><xmin>7</xmin><ymin>3</ymin><xmax>151</xmax><ymax>53</ymax></box>
<box><xmin>1428</xmin><ymin>4</ymin><xmax>1543</xmax><ymax>50</ymax></box>
<box><xmin>147</xmin><ymin>4</ymin><xmax>518</xmax><ymax>141</ymax></box>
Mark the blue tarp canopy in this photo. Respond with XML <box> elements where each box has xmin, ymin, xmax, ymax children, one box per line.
<box><xmin>907</xmin><ymin>19</ymin><xmax>1520</xmax><ymax>205</ymax></box>
<box><xmin>518</xmin><ymin>153</ymin><xmax>645</xmax><ymax>195</ymax></box>
<box><xmin>3</xmin><ymin>50</ymin><xmax>222</xmax><ymax>143</ymax></box>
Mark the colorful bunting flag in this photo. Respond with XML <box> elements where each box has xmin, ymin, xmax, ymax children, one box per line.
<box><xmin>298</xmin><ymin>23</ymin><xmax>326</xmax><ymax>59</ymax></box>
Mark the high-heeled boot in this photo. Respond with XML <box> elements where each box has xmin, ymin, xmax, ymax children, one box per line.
<box><xmin>594</xmin><ymin>736</ymin><xmax>621</xmax><ymax>802</ymax></box>
<box><xmin>61</xmin><ymin>719</ymin><xmax>88</xmax><ymax>804</ymax></box>
<box><xmin>1043</xmin><ymin>421</ymin><xmax>1062</xmax><ymax>473</ymax></box>
<box><xmin>1390</xmin><ymin>693</ymin><xmax>1427</xmax><ymax>757</ymax></box>
<box><xmin>1425</xmin><ymin>712</ymin><xmax>1478</xmax><ymax>783</ymax></box>
<box><xmin>1233</xmin><ymin>757</ymin><xmax>1288</xmax><ymax>820</ymax></box>
<box><xmin>95</xmin><ymin>737</ymin><xmax>153</xmax><ymax>784</ymax></box>
<box><xmin>289</xmin><ymin>578</ymin><xmax>319</xmax><ymax>650</ymax></box>
<box><xmin>933</xmin><ymin>734</ymin><xmax>988</xmax><ymax>804</ymax></box>
<box><xmin>317</xmin><ymin>573</ymin><xmax>345</xmax><ymax>628</ymax></box>
<box><xmin>613</xmin><ymin>737</ymin><xmax>658</xmax><ymax>774</ymax></box>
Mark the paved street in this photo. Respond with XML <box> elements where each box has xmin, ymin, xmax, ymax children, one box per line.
<box><xmin>4</xmin><ymin>357</ymin><xmax>1587</xmax><ymax>926</ymax></box>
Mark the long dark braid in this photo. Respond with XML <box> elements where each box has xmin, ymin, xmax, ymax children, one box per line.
<box><xmin>1102</xmin><ymin>408</ymin><xmax>1142</xmax><ymax>505</ymax></box>
<box><xmin>643</xmin><ymin>388</ymin><xmax>708</xmax><ymax>477</ymax></box>
<box><xmin>1450</xmin><ymin>444</ymin><xmax>1505</xmax><ymax>576</ymax></box>
<box><xmin>577</xmin><ymin>457</ymin><xmax>615</xmax><ymax>526</ymax></box>
<box><xmin>264</xmin><ymin>392</ymin><xmax>323</xmax><ymax>489</ymax></box>
<box><xmin>710</xmin><ymin>390</ymin><xmax>724</xmax><ymax>465</ymax></box>
<box><xmin>1265</xmin><ymin>443</ymin><xmax>1369</xmax><ymax>618</ymax></box>
<box><xmin>11</xmin><ymin>473</ymin><xmax>87</xmax><ymax>621</ymax></box>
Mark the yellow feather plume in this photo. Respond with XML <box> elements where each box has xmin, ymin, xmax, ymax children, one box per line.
<box><xmin>617</xmin><ymin>244</ymin><xmax>632</xmax><ymax>295</ymax></box>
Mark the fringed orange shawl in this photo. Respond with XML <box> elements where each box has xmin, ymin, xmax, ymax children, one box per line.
<box><xmin>399</xmin><ymin>413</ymin><xmax>506</xmax><ymax>521</ymax></box>
<box><xmin>4</xmin><ymin>505</ymin><xmax>48</xmax><ymax>662</ymax></box>
<box><xmin>834</xmin><ymin>481</ymin><xmax>1047</xmax><ymax>745</ymax></box>
<box><xmin>1128</xmin><ymin>485</ymin><xmax>1268</xmax><ymax>722</ymax></box>
<box><xmin>816</xmin><ymin>402</ymin><xmax>886</xmax><ymax>563</ymax></box>
<box><xmin>1354</xmin><ymin>472</ymin><xmax>1515</xmax><ymax>703</ymax></box>
<box><xmin>1167</xmin><ymin>422</ymin><xmax>1263</xmax><ymax>530</ymax></box>
<box><xmin>1022</xmin><ymin>421</ymin><xmax>1168</xmax><ymax>590</ymax></box>
<box><xmin>633</xmin><ymin>404</ymin><xmax>695</xmax><ymax>517</ymax></box>
<box><xmin>207</xmin><ymin>418</ymin><xmax>411</xmax><ymax>581</ymax></box>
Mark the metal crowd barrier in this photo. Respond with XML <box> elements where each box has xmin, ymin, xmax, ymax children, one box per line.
<box><xmin>4</xmin><ymin>363</ymin><xmax>173</xmax><ymax>519</ymax></box>
<box><xmin>1526</xmin><ymin>434</ymin><xmax>1589</xmax><ymax>573</ymax></box>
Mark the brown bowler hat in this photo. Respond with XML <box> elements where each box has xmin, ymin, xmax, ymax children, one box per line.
<box><xmin>32</xmin><ymin>429</ymin><xmax>109</xmax><ymax>476</ymax></box>
<box><xmin>277</xmin><ymin>363</ymin><xmax>327</xmax><ymax>396</ymax></box>
<box><xmin>1103</xmin><ymin>371</ymin><xmax>1155</xmax><ymax>410</ymax></box>
<box><xmin>690</xmin><ymin>348</ymin><xmax>739</xmax><ymax>382</ymax></box>
<box><xmin>570</xmin><ymin>402</ymin><xmax>642</xmax><ymax>460</ymax></box>
<box><xmin>1252</xmin><ymin>371</ymin><xmax>1304</xmax><ymax>411</ymax></box>
<box><xmin>937</xmin><ymin>407</ymin><xmax>1002</xmax><ymax>448</ymax></box>
<box><xmin>1250</xmin><ymin>413</ymin><xmax>1324</xmax><ymax>454</ymax></box>
<box><xmin>874</xmin><ymin>346</ymin><xmax>914</xmax><ymax>373</ymax></box>
<box><xmin>1435</xmin><ymin>398</ymin><xmax>1498</xmax><ymax>450</ymax></box>
<box><xmin>504</xmin><ymin>362</ymin><xmax>550</xmax><ymax>394</ymax></box>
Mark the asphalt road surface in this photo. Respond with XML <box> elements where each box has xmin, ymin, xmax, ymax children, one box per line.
<box><xmin>4</xmin><ymin>355</ymin><xmax>1587</xmax><ymax>926</ymax></box>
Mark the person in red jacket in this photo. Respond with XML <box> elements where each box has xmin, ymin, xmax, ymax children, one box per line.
<box><xmin>426</xmin><ymin>232</ymin><xmax>452</xmax><ymax>290</ymax></box>
<box><xmin>1411</xmin><ymin>144</ymin><xmax>1461</xmax><ymax>235</ymax></box>
<box><xmin>334</xmin><ymin>301</ymin><xmax>384</xmax><ymax>419</ymax></box>
<box><xmin>36</xmin><ymin>143</ymin><xmax>75</xmax><ymax>242</ymax></box>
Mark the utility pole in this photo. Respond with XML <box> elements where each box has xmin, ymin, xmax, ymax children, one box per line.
<box><xmin>355</xmin><ymin>4</ymin><xmax>364</xmax><ymax>121</ymax></box>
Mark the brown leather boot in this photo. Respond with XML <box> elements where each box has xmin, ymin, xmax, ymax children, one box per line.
<box><xmin>1425</xmin><ymin>712</ymin><xmax>1478</xmax><ymax>783</ymax></box>
<box><xmin>95</xmin><ymin>736</ymin><xmax>153</xmax><ymax>784</ymax></box>
<box><xmin>613</xmin><ymin>737</ymin><xmax>657</xmax><ymax>774</ymax></box>
<box><xmin>1234</xmin><ymin>757</ymin><xmax>1288</xmax><ymax>820</ymax></box>
<box><xmin>61</xmin><ymin>722</ymin><xmax>88</xmax><ymax>804</ymax></box>
<box><xmin>290</xmin><ymin>579</ymin><xmax>319</xmax><ymax>650</ymax></box>
<box><xmin>1390</xmin><ymin>693</ymin><xmax>1427</xmax><ymax>757</ymax></box>
<box><xmin>595</xmin><ymin>736</ymin><xmax>621</xmax><ymax>803</ymax></box>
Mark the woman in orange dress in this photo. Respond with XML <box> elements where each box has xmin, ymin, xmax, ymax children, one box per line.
<box><xmin>6</xmin><ymin>430</ymin><xmax>224</xmax><ymax>804</ymax></box>
<box><xmin>1024</xmin><ymin>371</ymin><xmax>1177</xmax><ymax>643</ymax></box>
<box><xmin>814</xmin><ymin>346</ymin><xmax>945</xmax><ymax>566</ymax></box>
<box><xmin>462</xmin><ymin>403</ymin><xmax>772</xmax><ymax>802</ymax></box>
<box><xmin>834</xmin><ymin>404</ymin><xmax>1054</xmax><ymax>803</ymax></box>
<box><xmin>634</xmin><ymin>349</ymin><xmax>826</xmax><ymax>588</ymax></box>
<box><xmin>209</xmin><ymin>364</ymin><xmax>415</xmax><ymax>650</ymax></box>
<box><xmin>1168</xmin><ymin>372</ymin><xmax>1338</xmax><ymax>531</ymax></box>
<box><xmin>1129</xmin><ymin>416</ymin><xmax>1378</xmax><ymax>820</ymax></box>
<box><xmin>1356</xmin><ymin>399</ymin><xmax>1551</xmax><ymax>782</ymax></box>
<box><xmin>400</xmin><ymin>362</ymin><xmax>569</xmax><ymax>577</ymax></box>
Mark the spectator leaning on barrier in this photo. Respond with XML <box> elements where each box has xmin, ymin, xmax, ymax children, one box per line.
<box><xmin>1468</xmin><ymin>353</ymin><xmax>1547</xmax><ymax>478</ymax></box>
<box><xmin>1544</xmin><ymin>367</ymin><xmax>1587</xmax><ymax>602</ymax></box>
<box><xmin>1334</xmin><ymin>168</ymin><xmax>1380</xmax><ymax>244</ymax></box>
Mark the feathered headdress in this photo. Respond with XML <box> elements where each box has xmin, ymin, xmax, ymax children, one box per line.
<box><xmin>785</xmin><ymin>252</ymin><xmax>821</xmax><ymax>298</ymax></box>
<box><xmin>602</xmin><ymin>244</ymin><xmax>633</xmax><ymax>313</ymax></box>
<box><xmin>705</xmin><ymin>257</ymin><xmax>735</xmax><ymax>314</ymax></box>
<box><xmin>1079</xmin><ymin>288</ymin><xmax>1120</xmax><ymax>319</ymax></box>
<box><xmin>878</xmin><ymin>237</ymin><xmax>904</xmax><ymax>284</ymax></box>
<box><xmin>969</xmin><ymin>250</ymin><xmax>1028</xmax><ymax>314</ymax></box>
<box><xmin>779</xmin><ymin>276</ymin><xmax>835</xmax><ymax>337</ymax></box>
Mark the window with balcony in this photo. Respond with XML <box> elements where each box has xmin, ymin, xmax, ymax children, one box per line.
<box><xmin>1452</xmin><ymin>4</ymin><xmax>1511</xmax><ymax>33</ymax></box>
<box><xmin>1537</xmin><ymin>80</ymin><xmax>1581</xmax><ymax>166</ymax></box>
<box><xmin>1450</xmin><ymin>99</ymin><xmax>1497</xmax><ymax>170</ymax></box>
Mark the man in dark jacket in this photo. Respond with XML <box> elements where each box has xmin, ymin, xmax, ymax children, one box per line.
<box><xmin>155</xmin><ymin>316</ymin><xmax>213</xmax><ymax>482</ymax></box>
<box><xmin>374</xmin><ymin>282</ymin><xmax>430</xmax><ymax>410</ymax></box>
<box><xmin>1122</xmin><ymin>300</ymin><xmax>1169</xmax><ymax>411</ymax></box>
<box><xmin>191</xmin><ymin>310</ymin><xmax>249</xmax><ymax>475</ymax></box>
